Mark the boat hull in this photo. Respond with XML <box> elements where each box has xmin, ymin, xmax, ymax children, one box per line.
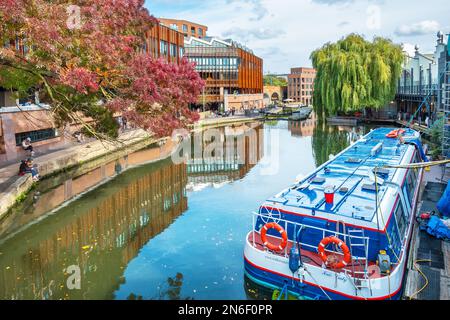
<box><xmin>243</xmin><ymin>242</ymin><xmax>406</xmax><ymax>300</ymax></box>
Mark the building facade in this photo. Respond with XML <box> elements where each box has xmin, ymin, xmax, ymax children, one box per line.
<box><xmin>184</xmin><ymin>36</ymin><xmax>263</xmax><ymax>111</ymax></box>
<box><xmin>287</xmin><ymin>67</ymin><xmax>316</xmax><ymax>106</ymax></box>
<box><xmin>143</xmin><ymin>23</ymin><xmax>185</xmax><ymax>64</ymax></box>
<box><xmin>158</xmin><ymin>18</ymin><xmax>208</xmax><ymax>39</ymax></box>
<box><xmin>396</xmin><ymin>32</ymin><xmax>448</xmax><ymax>121</ymax></box>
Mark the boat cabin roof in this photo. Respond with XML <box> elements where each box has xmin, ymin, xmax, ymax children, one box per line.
<box><xmin>266</xmin><ymin>128</ymin><xmax>420</xmax><ymax>222</ymax></box>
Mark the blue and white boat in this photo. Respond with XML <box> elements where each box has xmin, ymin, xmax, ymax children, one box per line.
<box><xmin>244</xmin><ymin>128</ymin><xmax>427</xmax><ymax>300</ymax></box>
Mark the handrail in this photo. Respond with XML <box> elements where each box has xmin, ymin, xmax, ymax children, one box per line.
<box><xmin>252</xmin><ymin>211</ymin><xmax>370</xmax><ymax>262</ymax></box>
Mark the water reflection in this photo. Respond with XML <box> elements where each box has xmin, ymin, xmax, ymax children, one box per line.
<box><xmin>311</xmin><ymin>123</ymin><xmax>369</xmax><ymax>167</ymax></box>
<box><xmin>0</xmin><ymin>159</ymin><xmax>187</xmax><ymax>300</ymax></box>
<box><xmin>186</xmin><ymin>123</ymin><xmax>264</xmax><ymax>191</ymax></box>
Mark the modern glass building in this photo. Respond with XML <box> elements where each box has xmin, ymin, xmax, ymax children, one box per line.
<box><xmin>184</xmin><ymin>36</ymin><xmax>263</xmax><ymax>111</ymax></box>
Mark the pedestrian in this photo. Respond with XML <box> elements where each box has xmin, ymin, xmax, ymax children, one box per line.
<box><xmin>425</xmin><ymin>116</ymin><xmax>430</xmax><ymax>128</ymax></box>
<box><xmin>122</xmin><ymin>117</ymin><xmax>128</xmax><ymax>131</ymax></box>
<box><xmin>73</xmin><ymin>131</ymin><xmax>84</xmax><ymax>143</ymax></box>
<box><xmin>116</xmin><ymin>116</ymin><xmax>123</xmax><ymax>133</ymax></box>
<box><xmin>22</xmin><ymin>137</ymin><xmax>35</xmax><ymax>156</ymax></box>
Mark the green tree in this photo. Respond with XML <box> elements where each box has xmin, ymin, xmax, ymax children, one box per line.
<box><xmin>264</xmin><ymin>75</ymin><xmax>288</xmax><ymax>87</ymax></box>
<box><xmin>311</xmin><ymin>34</ymin><xmax>404</xmax><ymax>119</ymax></box>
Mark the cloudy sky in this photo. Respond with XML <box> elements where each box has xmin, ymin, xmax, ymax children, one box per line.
<box><xmin>145</xmin><ymin>0</ymin><xmax>449</xmax><ymax>74</ymax></box>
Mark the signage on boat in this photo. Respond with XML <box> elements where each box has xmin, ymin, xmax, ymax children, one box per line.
<box><xmin>321</xmin><ymin>270</ymin><xmax>348</xmax><ymax>283</ymax></box>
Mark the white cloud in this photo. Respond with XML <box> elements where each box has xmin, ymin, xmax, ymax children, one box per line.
<box><xmin>147</xmin><ymin>0</ymin><xmax>448</xmax><ymax>74</ymax></box>
<box><xmin>401</xmin><ymin>43</ymin><xmax>416</xmax><ymax>57</ymax></box>
<box><xmin>395</xmin><ymin>20</ymin><xmax>440</xmax><ymax>37</ymax></box>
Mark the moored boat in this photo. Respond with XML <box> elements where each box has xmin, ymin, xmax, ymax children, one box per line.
<box><xmin>244</xmin><ymin>127</ymin><xmax>427</xmax><ymax>300</ymax></box>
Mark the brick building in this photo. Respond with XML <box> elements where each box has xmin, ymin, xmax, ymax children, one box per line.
<box><xmin>158</xmin><ymin>18</ymin><xmax>208</xmax><ymax>39</ymax></box>
<box><xmin>288</xmin><ymin>67</ymin><xmax>316</xmax><ymax>106</ymax></box>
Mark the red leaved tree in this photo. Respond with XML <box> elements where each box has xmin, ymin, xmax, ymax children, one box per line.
<box><xmin>0</xmin><ymin>0</ymin><xmax>204</xmax><ymax>138</ymax></box>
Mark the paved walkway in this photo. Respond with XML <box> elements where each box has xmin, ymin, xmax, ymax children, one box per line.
<box><xmin>0</xmin><ymin>129</ymin><xmax>152</xmax><ymax>193</ymax></box>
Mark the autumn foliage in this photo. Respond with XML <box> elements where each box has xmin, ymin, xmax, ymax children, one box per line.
<box><xmin>0</xmin><ymin>0</ymin><xmax>204</xmax><ymax>138</ymax></box>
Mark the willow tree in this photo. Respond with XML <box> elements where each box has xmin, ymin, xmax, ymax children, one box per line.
<box><xmin>311</xmin><ymin>34</ymin><xmax>404</xmax><ymax>119</ymax></box>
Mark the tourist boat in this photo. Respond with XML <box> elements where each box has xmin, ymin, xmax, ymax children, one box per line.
<box><xmin>244</xmin><ymin>128</ymin><xmax>427</xmax><ymax>300</ymax></box>
<box><xmin>290</xmin><ymin>107</ymin><xmax>313</xmax><ymax>121</ymax></box>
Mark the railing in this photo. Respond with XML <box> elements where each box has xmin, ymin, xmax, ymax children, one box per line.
<box><xmin>251</xmin><ymin>211</ymin><xmax>371</xmax><ymax>279</ymax></box>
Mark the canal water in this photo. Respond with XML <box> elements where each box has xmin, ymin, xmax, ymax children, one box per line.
<box><xmin>0</xmin><ymin>121</ymin><xmax>372</xmax><ymax>300</ymax></box>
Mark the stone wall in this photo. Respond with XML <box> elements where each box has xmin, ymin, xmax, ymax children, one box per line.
<box><xmin>224</xmin><ymin>93</ymin><xmax>264</xmax><ymax>111</ymax></box>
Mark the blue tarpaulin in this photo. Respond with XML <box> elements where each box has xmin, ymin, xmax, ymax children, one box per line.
<box><xmin>426</xmin><ymin>216</ymin><xmax>450</xmax><ymax>241</ymax></box>
<box><xmin>437</xmin><ymin>182</ymin><xmax>450</xmax><ymax>218</ymax></box>
<box><xmin>404</xmin><ymin>137</ymin><xmax>429</xmax><ymax>162</ymax></box>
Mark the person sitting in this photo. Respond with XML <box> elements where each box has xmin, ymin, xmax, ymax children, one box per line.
<box><xmin>18</xmin><ymin>160</ymin><xmax>29</xmax><ymax>176</ymax></box>
<box><xmin>26</xmin><ymin>158</ymin><xmax>40</xmax><ymax>181</ymax></box>
<box><xmin>22</xmin><ymin>137</ymin><xmax>35</xmax><ymax>156</ymax></box>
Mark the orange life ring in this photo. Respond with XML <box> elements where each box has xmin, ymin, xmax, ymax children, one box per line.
<box><xmin>260</xmin><ymin>223</ymin><xmax>288</xmax><ymax>252</ymax></box>
<box><xmin>386</xmin><ymin>129</ymin><xmax>405</xmax><ymax>138</ymax></box>
<box><xmin>317</xmin><ymin>236</ymin><xmax>352</xmax><ymax>269</ymax></box>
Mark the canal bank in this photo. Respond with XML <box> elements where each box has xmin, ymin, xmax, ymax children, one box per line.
<box><xmin>0</xmin><ymin>116</ymin><xmax>262</xmax><ymax>222</ymax></box>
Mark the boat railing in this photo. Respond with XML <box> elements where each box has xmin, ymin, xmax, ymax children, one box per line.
<box><xmin>251</xmin><ymin>211</ymin><xmax>371</xmax><ymax>279</ymax></box>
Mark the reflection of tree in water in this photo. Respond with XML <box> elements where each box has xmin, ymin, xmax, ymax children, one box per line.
<box><xmin>312</xmin><ymin>123</ymin><xmax>354</xmax><ymax>167</ymax></box>
<box><xmin>127</xmin><ymin>273</ymin><xmax>193</xmax><ymax>301</ymax></box>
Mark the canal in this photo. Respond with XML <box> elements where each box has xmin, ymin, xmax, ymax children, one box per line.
<box><xmin>0</xmin><ymin>121</ymin><xmax>373</xmax><ymax>300</ymax></box>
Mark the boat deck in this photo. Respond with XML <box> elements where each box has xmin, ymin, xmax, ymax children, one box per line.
<box><xmin>266</xmin><ymin>128</ymin><xmax>420</xmax><ymax>222</ymax></box>
<box><xmin>247</xmin><ymin>231</ymin><xmax>387</xmax><ymax>279</ymax></box>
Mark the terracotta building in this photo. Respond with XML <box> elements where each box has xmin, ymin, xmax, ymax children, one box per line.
<box><xmin>158</xmin><ymin>18</ymin><xmax>208</xmax><ymax>39</ymax></box>
<box><xmin>184</xmin><ymin>36</ymin><xmax>263</xmax><ymax>111</ymax></box>
<box><xmin>143</xmin><ymin>23</ymin><xmax>185</xmax><ymax>64</ymax></box>
<box><xmin>288</xmin><ymin>67</ymin><xmax>316</xmax><ymax>106</ymax></box>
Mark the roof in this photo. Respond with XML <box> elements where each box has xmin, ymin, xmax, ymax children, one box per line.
<box><xmin>265</xmin><ymin>128</ymin><xmax>420</xmax><ymax>222</ymax></box>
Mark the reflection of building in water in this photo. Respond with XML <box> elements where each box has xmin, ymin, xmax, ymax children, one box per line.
<box><xmin>288</xmin><ymin>113</ymin><xmax>317</xmax><ymax>137</ymax></box>
<box><xmin>186</xmin><ymin>124</ymin><xmax>264</xmax><ymax>188</ymax></box>
<box><xmin>0</xmin><ymin>159</ymin><xmax>187</xmax><ymax>300</ymax></box>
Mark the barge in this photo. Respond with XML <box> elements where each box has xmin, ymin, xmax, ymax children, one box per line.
<box><xmin>244</xmin><ymin>128</ymin><xmax>427</xmax><ymax>300</ymax></box>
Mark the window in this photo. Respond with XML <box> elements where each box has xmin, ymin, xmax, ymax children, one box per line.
<box><xmin>395</xmin><ymin>202</ymin><xmax>408</xmax><ymax>237</ymax></box>
<box><xmin>198</xmin><ymin>28</ymin><xmax>203</xmax><ymax>36</ymax></box>
<box><xmin>405</xmin><ymin>170</ymin><xmax>417</xmax><ymax>203</ymax></box>
<box><xmin>15</xmin><ymin>128</ymin><xmax>57</xmax><ymax>146</ymax></box>
<box><xmin>170</xmin><ymin>43</ymin><xmax>177</xmax><ymax>57</ymax></box>
<box><xmin>182</xmin><ymin>24</ymin><xmax>188</xmax><ymax>32</ymax></box>
<box><xmin>191</xmin><ymin>26</ymin><xmax>196</xmax><ymax>34</ymax></box>
<box><xmin>160</xmin><ymin>40</ymin><xmax>168</xmax><ymax>55</ymax></box>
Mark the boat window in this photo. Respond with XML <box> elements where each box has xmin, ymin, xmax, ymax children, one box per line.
<box><xmin>402</xmin><ymin>184</ymin><xmax>411</xmax><ymax>205</ymax></box>
<box><xmin>406</xmin><ymin>170</ymin><xmax>416</xmax><ymax>203</ymax></box>
<box><xmin>395</xmin><ymin>202</ymin><xmax>407</xmax><ymax>238</ymax></box>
